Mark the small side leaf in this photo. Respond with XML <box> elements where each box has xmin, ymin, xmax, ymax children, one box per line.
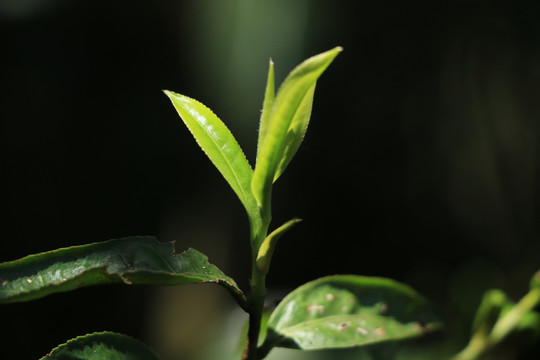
<box><xmin>164</xmin><ymin>91</ymin><xmax>260</xmax><ymax>231</ymax></box>
<box><xmin>263</xmin><ymin>275</ymin><xmax>442</xmax><ymax>351</ymax></box>
<box><xmin>256</xmin><ymin>218</ymin><xmax>302</xmax><ymax>275</ymax></box>
<box><xmin>41</xmin><ymin>332</ymin><xmax>161</xmax><ymax>360</ymax></box>
<box><xmin>0</xmin><ymin>237</ymin><xmax>245</xmax><ymax>308</ymax></box>
<box><xmin>252</xmin><ymin>47</ymin><xmax>342</xmax><ymax>207</ymax></box>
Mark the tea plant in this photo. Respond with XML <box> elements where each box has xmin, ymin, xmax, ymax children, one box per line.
<box><xmin>0</xmin><ymin>47</ymin><xmax>538</xmax><ymax>360</ymax></box>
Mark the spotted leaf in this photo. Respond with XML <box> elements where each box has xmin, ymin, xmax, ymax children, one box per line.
<box><xmin>263</xmin><ymin>275</ymin><xmax>442</xmax><ymax>351</ymax></box>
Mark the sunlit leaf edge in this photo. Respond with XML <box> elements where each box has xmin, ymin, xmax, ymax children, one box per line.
<box><xmin>40</xmin><ymin>331</ymin><xmax>161</xmax><ymax>360</ymax></box>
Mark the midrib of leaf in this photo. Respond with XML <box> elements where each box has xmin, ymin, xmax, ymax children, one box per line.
<box><xmin>276</xmin><ymin>314</ymin><xmax>414</xmax><ymax>334</ymax></box>
<box><xmin>0</xmin><ymin>237</ymin><xmax>246</xmax><ymax>306</ymax></box>
<box><xmin>165</xmin><ymin>92</ymin><xmax>260</xmax><ymax>225</ymax></box>
<box><xmin>185</xmin><ymin>102</ymin><xmax>252</xmax><ymax>208</ymax></box>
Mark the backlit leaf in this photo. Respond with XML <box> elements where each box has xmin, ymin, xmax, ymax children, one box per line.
<box><xmin>164</xmin><ymin>91</ymin><xmax>261</xmax><ymax>238</ymax></box>
<box><xmin>256</xmin><ymin>59</ymin><xmax>275</xmax><ymax>163</ymax></box>
<box><xmin>252</xmin><ymin>47</ymin><xmax>342</xmax><ymax>207</ymax></box>
<box><xmin>272</xmin><ymin>84</ymin><xmax>315</xmax><ymax>182</ymax></box>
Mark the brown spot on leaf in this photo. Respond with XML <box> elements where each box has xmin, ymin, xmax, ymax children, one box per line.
<box><xmin>337</xmin><ymin>321</ymin><xmax>351</xmax><ymax>330</ymax></box>
<box><xmin>374</xmin><ymin>327</ymin><xmax>386</xmax><ymax>336</ymax></box>
<box><xmin>26</xmin><ymin>278</ymin><xmax>33</xmax><ymax>284</ymax></box>
<box><xmin>380</xmin><ymin>302</ymin><xmax>388</xmax><ymax>313</ymax></box>
<box><xmin>326</xmin><ymin>293</ymin><xmax>335</xmax><ymax>301</ymax></box>
<box><xmin>307</xmin><ymin>304</ymin><xmax>324</xmax><ymax>314</ymax></box>
<box><xmin>356</xmin><ymin>327</ymin><xmax>368</xmax><ymax>335</ymax></box>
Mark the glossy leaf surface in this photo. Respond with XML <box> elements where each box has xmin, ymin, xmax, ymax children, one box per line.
<box><xmin>41</xmin><ymin>332</ymin><xmax>161</xmax><ymax>360</ymax></box>
<box><xmin>272</xmin><ymin>84</ymin><xmax>315</xmax><ymax>182</ymax></box>
<box><xmin>252</xmin><ymin>47</ymin><xmax>342</xmax><ymax>207</ymax></box>
<box><xmin>164</xmin><ymin>91</ymin><xmax>260</xmax><ymax>235</ymax></box>
<box><xmin>0</xmin><ymin>236</ymin><xmax>244</xmax><ymax>305</ymax></box>
<box><xmin>264</xmin><ymin>275</ymin><xmax>442</xmax><ymax>351</ymax></box>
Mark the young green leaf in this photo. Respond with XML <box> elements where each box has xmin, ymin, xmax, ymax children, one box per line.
<box><xmin>252</xmin><ymin>47</ymin><xmax>342</xmax><ymax>207</ymax></box>
<box><xmin>256</xmin><ymin>59</ymin><xmax>275</xmax><ymax>163</ymax></box>
<box><xmin>272</xmin><ymin>84</ymin><xmax>315</xmax><ymax>182</ymax></box>
<box><xmin>164</xmin><ymin>91</ymin><xmax>260</xmax><ymax>235</ymax></box>
<box><xmin>41</xmin><ymin>332</ymin><xmax>161</xmax><ymax>360</ymax></box>
<box><xmin>0</xmin><ymin>236</ymin><xmax>246</xmax><ymax>310</ymax></box>
<box><xmin>262</xmin><ymin>275</ymin><xmax>442</xmax><ymax>351</ymax></box>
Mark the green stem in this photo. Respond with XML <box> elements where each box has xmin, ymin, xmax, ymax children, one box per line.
<box><xmin>246</xmin><ymin>264</ymin><xmax>266</xmax><ymax>360</ymax></box>
<box><xmin>452</xmin><ymin>288</ymin><xmax>540</xmax><ymax>360</ymax></box>
<box><xmin>244</xmin><ymin>201</ymin><xmax>272</xmax><ymax>360</ymax></box>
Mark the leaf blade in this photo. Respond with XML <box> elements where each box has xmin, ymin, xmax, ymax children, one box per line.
<box><xmin>0</xmin><ymin>236</ymin><xmax>244</xmax><ymax>306</ymax></box>
<box><xmin>251</xmin><ymin>47</ymin><xmax>342</xmax><ymax>206</ymax></box>
<box><xmin>40</xmin><ymin>332</ymin><xmax>161</xmax><ymax>360</ymax></box>
<box><xmin>256</xmin><ymin>59</ymin><xmax>275</xmax><ymax>164</ymax></box>
<box><xmin>264</xmin><ymin>275</ymin><xmax>442</xmax><ymax>351</ymax></box>
<box><xmin>164</xmin><ymin>91</ymin><xmax>259</xmax><ymax>226</ymax></box>
<box><xmin>273</xmin><ymin>84</ymin><xmax>315</xmax><ymax>182</ymax></box>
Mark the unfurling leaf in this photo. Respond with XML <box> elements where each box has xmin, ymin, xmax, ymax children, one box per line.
<box><xmin>256</xmin><ymin>59</ymin><xmax>276</xmax><ymax>163</ymax></box>
<box><xmin>252</xmin><ymin>47</ymin><xmax>342</xmax><ymax>208</ymax></box>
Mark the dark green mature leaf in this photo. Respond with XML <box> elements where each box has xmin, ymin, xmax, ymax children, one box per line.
<box><xmin>252</xmin><ymin>47</ymin><xmax>342</xmax><ymax>208</ymax></box>
<box><xmin>164</xmin><ymin>91</ymin><xmax>261</xmax><ymax>239</ymax></box>
<box><xmin>41</xmin><ymin>332</ymin><xmax>160</xmax><ymax>360</ymax></box>
<box><xmin>0</xmin><ymin>237</ymin><xmax>245</xmax><ymax>307</ymax></box>
<box><xmin>264</xmin><ymin>275</ymin><xmax>442</xmax><ymax>351</ymax></box>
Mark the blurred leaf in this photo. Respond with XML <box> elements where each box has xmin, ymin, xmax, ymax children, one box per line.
<box><xmin>512</xmin><ymin>309</ymin><xmax>540</xmax><ymax>338</ymax></box>
<box><xmin>0</xmin><ymin>237</ymin><xmax>244</xmax><ymax>306</ymax></box>
<box><xmin>264</xmin><ymin>275</ymin><xmax>442</xmax><ymax>351</ymax></box>
<box><xmin>471</xmin><ymin>289</ymin><xmax>508</xmax><ymax>334</ymax></box>
<box><xmin>531</xmin><ymin>271</ymin><xmax>540</xmax><ymax>290</ymax></box>
<box><xmin>164</xmin><ymin>91</ymin><xmax>261</xmax><ymax>238</ymax></box>
<box><xmin>40</xmin><ymin>332</ymin><xmax>160</xmax><ymax>360</ymax></box>
<box><xmin>251</xmin><ymin>47</ymin><xmax>342</xmax><ymax>208</ymax></box>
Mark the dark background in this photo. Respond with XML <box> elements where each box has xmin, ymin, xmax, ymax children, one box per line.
<box><xmin>1</xmin><ymin>1</ymin><xmax>539</xmax><ymax>359</ymax></box>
